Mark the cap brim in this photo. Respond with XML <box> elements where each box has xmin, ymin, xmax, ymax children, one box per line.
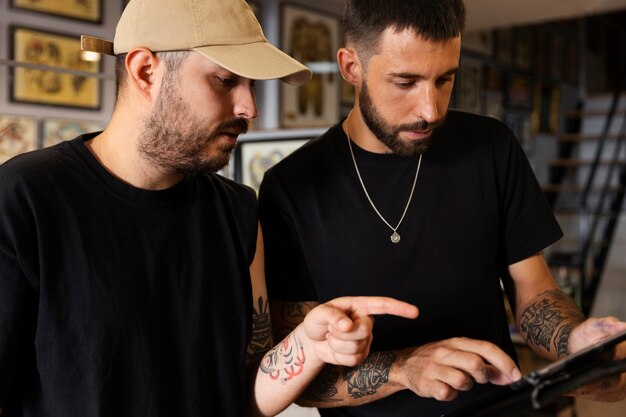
<box><xmin>194</xmin><ymin>42</ymin><xmax>312</xmax><ymax>86</ymax></box>
<box><xmin>81</xmin><ymin>35</ymin><xmax>115</xmax><ymax>56</ymax></box>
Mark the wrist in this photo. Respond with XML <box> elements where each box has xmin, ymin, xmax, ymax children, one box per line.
<box><xmin>387</xmin><ymin>349</ymin><xmax>410</xmax><ymax>391</ymax></box>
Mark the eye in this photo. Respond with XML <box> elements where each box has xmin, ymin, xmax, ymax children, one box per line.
<box><xmin>436</xmin><ymin>76</ymin><xmax>454</xmax><ymax>87</ymax></box>
<box><xmin>217</xmin><ymin>76</ymin><xmax>236</xmax><ymax>87</ymax></box>
<box><xmin>395</xmin><ymin>81</ymin><xmax>414</xmax><ymax>89</ymax></box>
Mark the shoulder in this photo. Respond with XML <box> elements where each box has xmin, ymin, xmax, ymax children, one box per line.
<box><xmin>435</xmin><ymin>110</ymin><xmax>520</xmax><ymax>154</ymax></box>
<box><xmin>0</xmin><ymin>142</ymin><xmax>75</xmax><ymax>190</ymax></box>
<box><xmin>443</xmin><ymin>109</ymin><xmax>514</xmax><ymax>138</ymax></box>
<box><xmin>262</xmin><ymin>124</ymin><xmax>341</xmax><ymax>184</ymax></box>
<box><xmin>201</xmin><ymin>173</ymin><xmax>257</xmax><ymax>213</ymax></box>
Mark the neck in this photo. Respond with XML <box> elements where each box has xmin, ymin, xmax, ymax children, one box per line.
<box><xmin>86</xmin><ymin>110</ymin><xmax>184</xmax><ymax>191</ymax></box>
<box><xmin>343</xmin><ymin>108</ymin><xmax>394</xmax><ymax>154</ymax></box>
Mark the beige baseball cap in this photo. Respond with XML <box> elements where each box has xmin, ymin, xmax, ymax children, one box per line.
<box><xmin>81</xmin><ymin>0</ymin><xmax>311</xmax><ymax>86</ymax></box>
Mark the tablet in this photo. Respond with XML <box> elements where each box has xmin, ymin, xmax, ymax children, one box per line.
<box><xmin>442</xmin><ymin>329</ymin><xmax>626</xmax><ymax>417</ymax></box>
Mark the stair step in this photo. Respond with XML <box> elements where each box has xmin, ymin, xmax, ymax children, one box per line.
<box><xmin>567</xmin><ymin>109</ymin><xmax>626</xmax><ymax>118</ymax></box>
<box><xmin>542</xmin><ymin>184</ymin><xmax>625</xmax><ymax>193</ymax></box>
<box><xmin>548</xmin><ymin>159</ymin><xmax>626</xmax><ymax>167</ymax></box>
<box><xmin>553</xmin><ymin>210</ymin><xmax>618</xmax><ymax>218</ymax></box>
<box><xmin>556</xmin><ymin>133</ymin><xmax>623</xmax><ymax>141</ymax></box>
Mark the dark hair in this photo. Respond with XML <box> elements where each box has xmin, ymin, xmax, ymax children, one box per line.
<box><xmin>343</xmin><ymin>0</ymin><xmax>465</xmax><ymax>60</ymax></box>
<box><xmin>114</xmin><ymin>50</ymin><xmax>190</xmax><ymax>102</ymax></box>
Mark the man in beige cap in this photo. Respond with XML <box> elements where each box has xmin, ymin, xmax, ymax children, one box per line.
<box><xmin>0</xmin><ymin>1</ymin><xmax>419</xmax><ymax>416</ymax></box>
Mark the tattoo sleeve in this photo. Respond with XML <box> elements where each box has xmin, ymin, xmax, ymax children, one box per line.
<box><xmin>519</xmin><ymin>289</ymin><xmax>585</xmax><ymax>358</ymax></box>
<box><xmin>260</xmin><ymin>332</ymin><xmax>306</xmax><ymax>383</ymax></box>
<box><xmin>246</xmin><ymin>296</ymin><xmax>272</xmax><ymax>363</ymax></box>
<box><xmin>302</xmin><ymin>364</ymin><xmax>341</xmax><ymax>402</ymax></box>
<box><xmin>273</xmin><ymin>301</ymin><xmax>316</xmax><ymax>341</ymax></box>
<box><xmin>301</xmin><ymin>352</ymin><xmax>397</xmax><ymax>404</ymax></box>
<box><xmin>343</xmin><ymin>352</ymin><xmax>396</xmax><ymax>399</ymax></box>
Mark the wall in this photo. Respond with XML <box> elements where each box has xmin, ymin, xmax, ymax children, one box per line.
<box><xmin>0</xmin><ymin>0</ymin><xmax>119</xmax><ymax>126</ymax></box>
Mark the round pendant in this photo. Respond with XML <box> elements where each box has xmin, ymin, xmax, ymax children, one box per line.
<box><xmin>390</xmin><ymin>232</ymin><xmax>401</xmax><ymax>243</ymax></box>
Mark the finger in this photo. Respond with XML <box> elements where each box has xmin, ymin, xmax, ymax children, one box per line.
<box><xmin>304</xmin><ymin>304</ymin><xmax>355</xmax><ymax>341</ymax></box>
<box><xmin>432</xmin><ymin>348</ymin><xmax>491</xmax><ymax>384</ymax></box>
<box><xmin>446</xmin><ymin>338</ymin><xmax>521</xmax><ymax>383</ymax></box>
<box><xmin>325</xmin><ymin>333</ymin><xmax>371</xmax><ymax>356</ymax></box>
<box><xmin>326</xmin><ymin>296</ymin><xmax>419</xmax><ymax>320</ymax></box>
<box><xmin>328</xmin><ymin>316</ymin><xmax>373</xmax><ymax>341</ymax></box>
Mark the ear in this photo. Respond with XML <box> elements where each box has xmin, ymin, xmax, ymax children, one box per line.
<box><xmin>337</xmin><ymin>47</ymin><xmax>362</xmax><ymax>87</ymax></box>
<box><xmin>124</xmin><ymin>48</ymin><xmax>159</xmax><ymax>101</ymax></box>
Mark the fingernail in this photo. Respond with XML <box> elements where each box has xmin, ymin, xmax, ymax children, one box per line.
<box><xmin>512</xmin><ymin>369</ymin><xmax>522</xmax><ymax>381</ymax></box>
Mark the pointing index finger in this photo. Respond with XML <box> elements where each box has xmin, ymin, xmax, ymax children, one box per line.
<box><xmin>326</xmin><ymin>296</ymin><xmax>419</xmax><ymax>320</ymax></box>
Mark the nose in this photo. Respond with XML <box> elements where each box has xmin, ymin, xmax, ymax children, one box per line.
<box><xmin>415</xmin><ymin>84</ymin><xmax>439</xmax><ymax>123</ymax></box>
<box><xmin>234</xmin><ymin>84</ymin><xmax>258</xmax><ymax>120</ymax></box>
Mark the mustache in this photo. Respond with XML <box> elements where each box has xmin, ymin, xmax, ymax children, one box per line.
<box><xmin>398</xmin><ymin>117</ymin><xmax>443</xmax><ymax>132</ymax></box>
<box><xmin>216</xmin><ymin>118</ymin><xmax>249</xmax><ymax>136</ymax></box>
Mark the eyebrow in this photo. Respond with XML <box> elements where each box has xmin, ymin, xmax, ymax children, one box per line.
<box><xmin>388</xmin><ymin>67</ymin><xmax>459</xmax><ymax>80</ymax></box>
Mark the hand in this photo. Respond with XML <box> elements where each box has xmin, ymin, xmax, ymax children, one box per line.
<box><xmin>567</xmin><ymin>317</ymin><xmax>626</xmax><ymax>402</ymax></box>
<box><xmin>302</xmin><ymin>296</ymin><xmax>419</xmax><ymax>367</ymax></box>
<box><xmin>394</xmin><ymin>337</ymin><xmax>522</xmax><ymax>401</ymax></box>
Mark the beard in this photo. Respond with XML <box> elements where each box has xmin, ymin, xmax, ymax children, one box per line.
<box><xmin>359</xmin><ymin>81</ymin><xmax>444</xmax><ymax>157</ymax></box>
<box><xmin>138</xmin><ymin>75</ymin><xmax>248</xmax><ymax>175</ymax></box>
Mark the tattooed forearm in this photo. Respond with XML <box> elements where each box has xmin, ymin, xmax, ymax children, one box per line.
<box><xmin>519</xmin><ymin>289</ymin><xmax>585</xmax><ymax>358</ymax></box>
<box><xmin>260</xmin><ymin>332</ymin><xmax>306</xmax><ymax>383</ymax></box>
<box><xmin>246</xmin><ymin>296</ymin><xmax>272</xmax><ymax>363</ymax></box>
<box><xmin>302</xmin><ymin>364</ymin><xmax>341</xmax><ymax>402</ymax></box>
<box><xmin>343</xmin><ymin>352</ymin><xmax>396</xmax><ymax>399</ymax></box>
<box><xmin>273</xmin><ymin>301</ymin><xmax>316</xmax><ymax>340</ymax></box>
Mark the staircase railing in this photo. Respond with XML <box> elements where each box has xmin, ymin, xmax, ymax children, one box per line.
<box><xmin>577</xmin><ymin>27</ymin><xmax>626</xmax><ymax>315</ymax></box>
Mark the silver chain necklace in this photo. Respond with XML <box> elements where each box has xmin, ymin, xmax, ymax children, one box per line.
<box><xmin>346</xmin><ymin>130</ymin><xmax>422</xmax><ymax>244</ymax></box>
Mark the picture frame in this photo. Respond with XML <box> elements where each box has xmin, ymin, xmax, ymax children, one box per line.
<box><xmin>505</xmin><ymin>73</ymin><xmax>534</xmax><ymax>111</ymax></box>
<box><xmin>504</xmin><ymin>112</ymin><xmax>534</xmax><ymax>154</ymax></box>
<box><xmin>494</xmin><ymin>28</ymin><xmax>513</xmax><ymax>66</ymax></box>
<box><xmin>11</xmin><ymin>0</ymin><xmax>102</xmax><ymax>23</ymax></box>
<box><xmin>550</xmin><ymin>33</ymin><xmax>565</xmax><ymax>80</ymax></box>
<box><xmin>0</xmin><ymin>114</ymin><xmax>38</xmax><ymax>164</ymax></box>
<box><xmin>513</xmin><ymin>27</ymin><xmax>533</xmax><ymax>70</ymax></box>
<box><xmin>42</xmin><ymin>118</ymin><xmax>105</xmax><ymax>148</ymax></box>
<box><xmin>280</xmin><ymin>3</ymin><xmax>341</xmax><ymax>128</ymax></box>
<box><xmin>10</xmin><ymin>26</ymin><xmax>102</xmax><ymax>110</ymax></box>
<box><xmin>456</xmin><ymin>58</ymin><xmax>482</xmax><ymax>113</ymax></box>
<box><xmin>532</xmin><ymin>82</ymin><xmax>560</xmax><ymax>134</ymax></box>
<box><xmin>235</xmin><ymin>137</ymin><xmax>310</xmax><ymax>193</ymax></box>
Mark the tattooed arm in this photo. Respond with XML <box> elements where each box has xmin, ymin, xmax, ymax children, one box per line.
<box><xmin>245</xmin><ymin>224</ymin><xmax>273</xmax><ymax>366</ymax></box>
<box><xmin>245</xmin><ymin>230</ymin><xmax>420</xmax><ymax>417</ymax></box>
<box><xmin>508</xmin><ymin>252</ymin><xmax>585</xmax><ymax>360</ymax></box>
<box><xmin>508</xmin><ymin>252</ymin><xmax>626</xmax><ymax>401</ymax></box>
<box><xmin>272</xmin><ymin>301</ymin><xmax>520</xmax><ymax>408</ymax></box>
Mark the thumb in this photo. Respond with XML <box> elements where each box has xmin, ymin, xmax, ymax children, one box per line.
<box><xmin>304</xmin><ymin>304</ymin><xmax>354</xmax><ymax>342</ymax></box>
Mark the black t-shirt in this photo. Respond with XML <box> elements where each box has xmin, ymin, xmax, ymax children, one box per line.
<box><xmin>0</xmin><ymin>134</ymin><xmax>257</xmax><ymax>417</ymax></box>
<box><xmin>259</xmin><ymin>110</ymin><xmax>563</xmax><ymax>417</ymax></box>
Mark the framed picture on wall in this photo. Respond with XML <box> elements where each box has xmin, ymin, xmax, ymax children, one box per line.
<box><xmin>42</xmin><ymin>118</ymin><xmax>105</xmax><ymax>148</ymax></box>
<box><xmin>235</xmin><ymin>137</ymin><xmax>310</xmax><ymax>193</ymax></box>
<box><xmin>0</xmin><ymin>114</ymin><xmax>38</xmax><ymax>164</ymax></box>
<box><xmin>505</xmin><ymin>73</ymin><xmax>534</xmax><ymax>111</ymax></box>
<box><xmin>280</xmin><ymin>3</ymin><xmax>341</xmax><ymax>128</ymax></box>
<box><xmin>10</xmin><ymin>26</ymin><xmax>102</xmax><ymax>110</ymax></box>
<box><xmin>11</xmin><ymin>0</ymin><xmax>102</xmax><ymax>23</ymax></box>
<box><xmin>456</xmin><ymin>58</ymin><xmax>482</xmax><ymax>113</ymax></box>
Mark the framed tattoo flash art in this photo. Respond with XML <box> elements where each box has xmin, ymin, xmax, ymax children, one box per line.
<box><xmin>505</xmin><ymin>73</ymin><xmax>534</xmax><ymax>111</ymax></box>
<box><xmin>11</xmin><ymin>0</ymin><xmax>102</xmax><ymax>23</ymax></box>
<box><xmin>280</xmin><ymin>3</ymin><xmax>341</xmax><ymax>128</ymax></box>
<box><xmin>42</xmin><ymin>118</ymin><xmax>105</xmax><ymax>148</ymax></box>
<box><xmin>0</xmin><ymin>115</ymin><xmax>38</xmax><ymax>164</ymax></box>
<box><xmin>235</xmin><ymin>137</ymin><xmax>310</xmax><ymax>193</ymax></box>
<box><xmin>456</xmin><ymin>58</ymin><xmax>482</xmax><ymax>114</ymax></box>
<box><xmin>10</xmin><ymin>26</ymin><xmax>102</xmax><ymax>110</ymax></box>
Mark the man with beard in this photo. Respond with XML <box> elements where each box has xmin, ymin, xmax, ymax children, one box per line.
<box><xmin>258</xmin><ymin>1</ymin><xmax>626</xmax><ymax>416</ymax></box>
<box><xmin>0</xmin><ymin>1</ymin><xmax>421</xmax><ymax>416</ymax></box>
